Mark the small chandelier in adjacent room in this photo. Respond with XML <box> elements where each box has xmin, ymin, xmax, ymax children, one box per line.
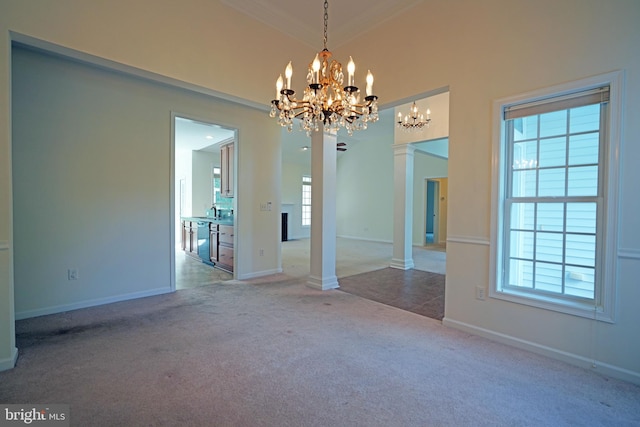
<box><xmin>269</xmin><ymin>0</ymin><xmax>379</xmax><ymax>136</ymax></box>
<box><xmin>397</xmin><ymin>101</ymin><xmax>431</xmax><ymax>131</ymax></box>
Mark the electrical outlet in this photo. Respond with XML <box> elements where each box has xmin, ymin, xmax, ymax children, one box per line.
<box><xmin>68</xmin><ymin>268</ymin><xmax>79</xmax><ymax>280</ymax></box>
<box><xmin>476</xmin><ymin>285</ymin><xmax>485</xmax><ymax>300</ymax></box>
<box><xmin>259</xmin><ymin>248</ymin><xmax>264</xmax><ymax>256</ymax></box>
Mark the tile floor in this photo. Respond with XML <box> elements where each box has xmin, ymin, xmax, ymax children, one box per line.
<box><xmin>175</xmin><ymin>251</ymin><xmax>232</xmax><ymax>290</ymax></box>
<box><xmin>337</xmin><ymin>268</ymin><xmax>445</xmax><ymax>320</ymax></box>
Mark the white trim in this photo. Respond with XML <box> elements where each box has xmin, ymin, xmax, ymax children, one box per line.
<box><xmin>0</xmin><ymin>347</ymin><xmax>19</xmax><ymax>372</ymax></box>
<box><xmin>236</xmin><ymin>268</ymin><xmax>282</xmax><ymax>280</ymax></box>
<box><xmin>307</xmin><ymin>274</ymin><xmax>340</xmax><ymax>291</ymax></box>
<box><xmin>170</xmin><ymin>113</ymin><xmax>177</xmax><ymax>292</ymax></box>
<box><xmin>442</xmin><ymin>317</ymin><xmax>640</xmax><ymax>386</ymax></box>
<box><xmin>0</xmin><ymin>240</ymin><xmax>8</xmax><ymax>250</ymax></box>
<box><xmin>14</xmin><ymin>287</ymin><xmax>173</xmax><ymax>321</ymax></box>
<box><xmin>446</xmin><ymin>235</ymin><xmax>490</xmax><ymax>246</ymax></box>
<box><xmin>337</xmin><ymin>235</ymin><xmax>393</xmax><ymax>244</ymax></box>
<box><xmin>390</xmin><ymin>258</ymin><xmax>415</xmax><ymax>270</ymax></box>
<box><xmin>618</xmin><ymin>248</ymin><xmax>640</xmax><ymax>259</ymax></box>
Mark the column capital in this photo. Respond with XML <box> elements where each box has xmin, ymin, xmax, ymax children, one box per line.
<box><xmin>392</xmin><ymin>143</ymin><xmax>416</xmax><ymax>157</ymax></box>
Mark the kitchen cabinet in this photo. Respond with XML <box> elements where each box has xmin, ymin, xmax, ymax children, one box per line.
<box><xmin>220</xmin><ymin>142</ymin><xmax>234</xmax><ymax>198</ymax></box>
<box><xmin>181</xmin><ymin>217</ymin><xmax>233</xmax><ymax>273</ymax></box>
<box><xmin>217</xmin><ymin>224</ymin><xmax>234</xmax><ymax>272</ymax></box>
<box><xmin>182</xmin><ymin>221</ymin><xmax>199</xmax><ymax>259</ymax></box>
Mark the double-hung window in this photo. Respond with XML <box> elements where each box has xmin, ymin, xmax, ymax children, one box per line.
<box><xmin>492</xmin><ymin>73</ymin><xmax>621</xmax><ymax>321</ymax></box>
<box><xmin>302</xmin><ymin>176</ymin><xmax>312</xmax><ymax>227</ymax></box>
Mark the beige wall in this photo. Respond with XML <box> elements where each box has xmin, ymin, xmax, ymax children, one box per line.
<box><xmin>2</xmin><ymin>0</ymin><xmax>640</xmax><ymax>382</ymax></box>
<box><xmin>340</xmin><ymin>0</ymin><xmax>640</xmax><ymax>382</ymax></box>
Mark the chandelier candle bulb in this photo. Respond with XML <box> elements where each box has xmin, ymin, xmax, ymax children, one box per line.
<box><xmin>312</xmin><ymin>54</ymin><xmax>320</xmax><ymax>84</ymax></box>
<box><xmin>347</xmin><ymin>56</ymin><xmax>355</xmax><ymax>87</ymax></box>
<box><xmin>366</xmin><ymin>70</ymin><xmax>374</xmax><ymax>96</ymax></box>
<box><xmin>285</xmin><ymin>61</ymin><xmax>293</xmax><ymax>89</ymax></box>
<box><xmin>276</xmin><ymin>75</ymin><xmax>283</xmax><ymax>99</ymax></box>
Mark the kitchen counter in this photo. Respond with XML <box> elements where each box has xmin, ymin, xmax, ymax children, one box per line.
<box><xmin>181</xmin><ymin>216</ymin><xmax>234</xmax><ymax>226</ymax></box>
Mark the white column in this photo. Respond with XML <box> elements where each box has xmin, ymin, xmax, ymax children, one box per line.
<box><xmin>307</xmin><ymin>124</ymin><xmax>339</xmax><ymax>290</ymax></box>
<box><xmin>391</xmin><ymin>143</ymin><xmax>415</xmax><ymax>270</ymax></box>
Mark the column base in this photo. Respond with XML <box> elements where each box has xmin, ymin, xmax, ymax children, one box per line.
<box><xmin>390</xmin><ymin>258</ymin><xmax>415</xmax><ymax>270</ymax></box>
<box><xmin>307</xmin><ymin>275</ymin><xmax>340</xmax><ymax>291</ymax></box>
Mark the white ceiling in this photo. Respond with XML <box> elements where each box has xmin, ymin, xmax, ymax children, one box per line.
<box><xmin>221</xmin><ymin>0</ymin><xmax>425</xmax><ymax>49</ymax></box>
<box><xmin>175</xmin><ymin>116</ymin><xmax>235</xmax><ymax>153</ymax></box>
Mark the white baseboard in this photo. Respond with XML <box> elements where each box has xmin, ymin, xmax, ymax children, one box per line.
<box><xmin>442</xmin><ymin>317</ymin><xmax>640</xmax><ymax>386</ymax></box>
<box><xmin>236</xmin><ymin>268</ymin><xmax>282</xmax><ymax>280</ymax></box>
<box><xmin>390</xmin><ymin>258</ymin><xmax>415</xmax><ymax>270</ymax></box>
<box><xmin>286</xmin><ymin>235</ymin><xmax>310</xmax><ymax>241</ymax></box>
<box><xmin>15</xmin><ymin>287</ymin><xmax>173</xmax><ymax>320</ymax></box>
<box><xmin>0</xmin><ymin>347</ymin><xmax>18</xmax><ymax>372</ymax></box>
<box><xmin>337</xmin><ymin>235</ymin><xmax>393</xmax><ymax>244</ymax></box>
<box><xmin>307</xmin><ymin>274</ymin><xmax>339</xmax><ymax>291</ymax></box>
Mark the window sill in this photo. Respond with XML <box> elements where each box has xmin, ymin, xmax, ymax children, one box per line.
<box><xmin>490</xmin><ymin>288</ymin><xmax>614</xmax><ymax>323</ymax></box>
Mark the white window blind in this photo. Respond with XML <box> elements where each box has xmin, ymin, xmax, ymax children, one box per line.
<box><xmin>504</xmin><ymin>86</ymin><xmax>609</xmax><ymax>120</ymax></box>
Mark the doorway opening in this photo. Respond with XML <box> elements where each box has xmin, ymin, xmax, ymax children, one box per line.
<box><xmin>172</xmin><ymin>115</ymin><xmax>237</xmax><ymax>290</ymax></box>
<box><xmin>424</xmin><ymin>177</ymin><xmax>447</xmax><ymax>250</ymax></box>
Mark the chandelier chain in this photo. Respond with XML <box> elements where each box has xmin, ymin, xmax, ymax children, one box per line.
<box><xmin>323</xmin><ymin>0</ymin><xmax>329</xmax><ymax>50</ymax></box>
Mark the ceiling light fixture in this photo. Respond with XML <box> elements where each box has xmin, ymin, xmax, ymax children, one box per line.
<box><xmin>269</xmin><ymin>0</ymin><xmax>379</xmax><ymax>136</ymax></box>
<box><xmin>397</xmin><ymin>101</ymin><xmax>431</xmax><ymax>131</ymax></box>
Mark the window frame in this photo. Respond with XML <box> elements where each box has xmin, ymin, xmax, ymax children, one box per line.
<box><xmin>301</xmin><ymin>175</ymin><xmax>312</xmax><ymax>227</ymax></box>
<box><xmin>490</xmin><ymin>71</ymin><xmax>623</xmax><ymax>322</ymax></box>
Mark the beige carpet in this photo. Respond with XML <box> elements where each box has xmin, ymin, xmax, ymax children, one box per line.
<box><xmin>1</xmin><ymin>275</ymin><xmax>639</xmax><ymax>426</ymax></box>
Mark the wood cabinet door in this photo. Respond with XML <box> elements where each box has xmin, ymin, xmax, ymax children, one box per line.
<box><xmin>181</xmin><ymin>221</ymin><xmax>187</xmax><ymax>251</ymax></box>
<box><xmin>220</xmin><ymin>143</ymin><xmax>234</xmax><ymax>198</ymax></box>
<box><xmin>209</xmin><ymin>227</ymin><xmax>218</xmax><ymax>262</ymax></box>
<box><xmin>218</xmin><ymin>246</ymin><xmax>234</xmax><ymax>270</ymax></box>
<box><xmin>226</xmin><ymin>143</ymin><xmax>234</xmax><ymax>197</ymax></box>
<box><xmin>218</xmin><ymin>225</ymin><xmax>234</xmax><ymax>245</ymax></box>
<box><xmin>189</xmin><ymin>224</ymin><xmax>198</xmax><ymax>256</ymax></box>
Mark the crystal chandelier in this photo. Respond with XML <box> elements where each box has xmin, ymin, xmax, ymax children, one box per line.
<box><xmin>269</xmin><ymin>0</ymin><xmax>379</xmax><ymax>136</ymax></box>
<box><xmin>397</xmin><ymin>101</ymin><xmax>431</xmax><ymax>131</ymax></box>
